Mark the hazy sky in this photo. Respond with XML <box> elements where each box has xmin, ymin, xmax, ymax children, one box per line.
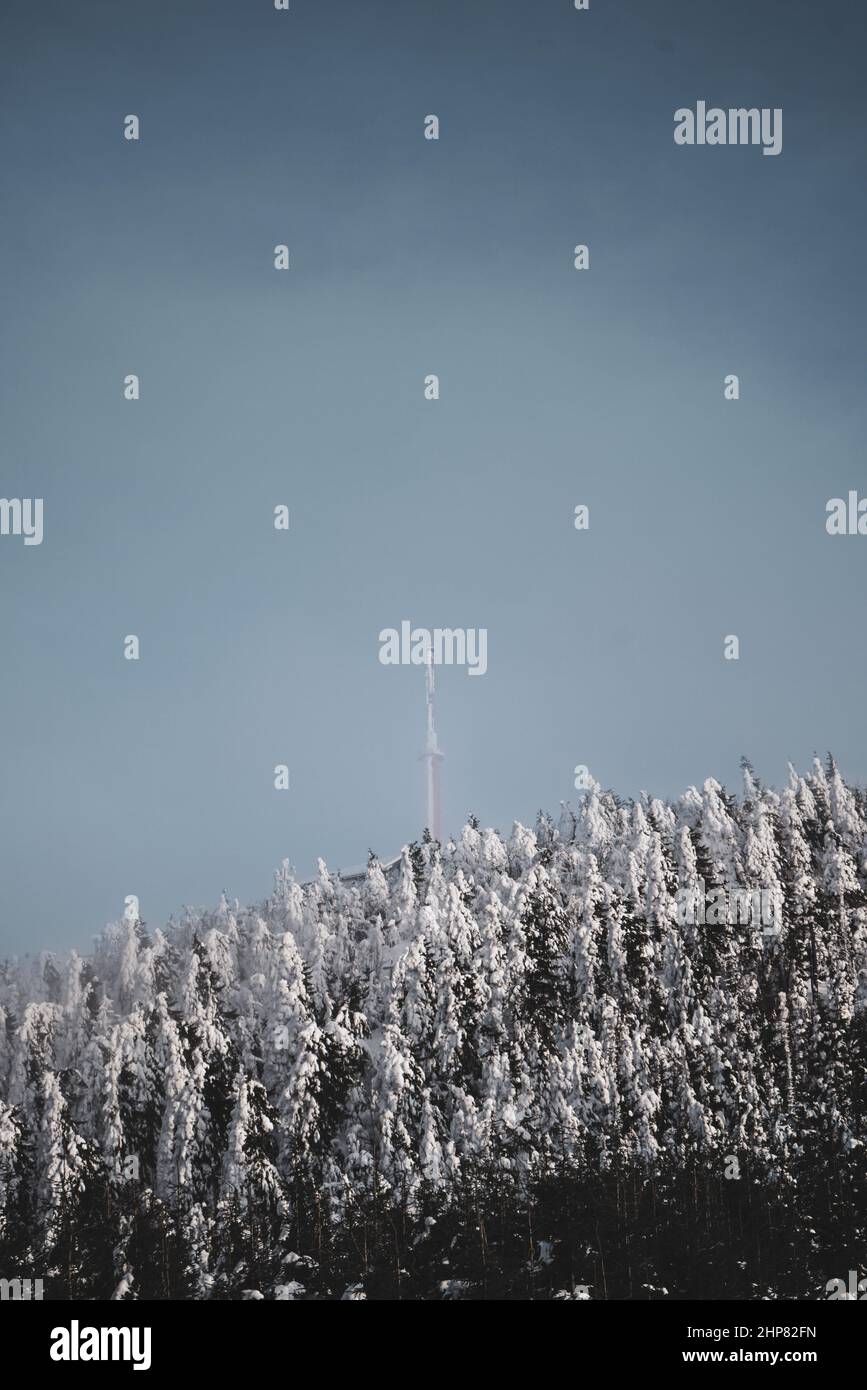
<box><xmin>1</xmin><ymin>0</ymin><xmax>865</xmax><ymax>954</ymax></box>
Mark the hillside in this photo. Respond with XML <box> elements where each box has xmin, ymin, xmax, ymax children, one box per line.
<box><xmin>1</xmin><ymin>757</ymin><xmax>866</xmax><ymax>1300</ymax></box>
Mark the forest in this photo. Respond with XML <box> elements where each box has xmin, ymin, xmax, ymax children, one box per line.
<box><xmin>1</xmin><ymin>757</ymin><xmax>865</xmax><ymax>1300</ymax></box>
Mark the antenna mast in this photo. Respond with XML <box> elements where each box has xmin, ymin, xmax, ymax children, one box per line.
<box><xmin>423</xmin><ymin>656</ymin><xmax>444</xmax><ymax>841</ymax></box>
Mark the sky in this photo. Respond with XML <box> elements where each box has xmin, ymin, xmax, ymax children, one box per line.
<box><xmin>0</xmin><ymin>0</ymin><xmax>865</xmax><ymax>954</ymax></box>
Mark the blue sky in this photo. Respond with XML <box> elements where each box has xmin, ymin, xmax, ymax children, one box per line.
<box><xmin>1</xmin><ymin>0</ymin><xmax>864</xmax><ymax>953</ymax></box>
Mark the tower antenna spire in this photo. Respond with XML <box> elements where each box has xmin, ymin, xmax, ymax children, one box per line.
<box><xmin>423</xmin><ymin>655</ymin><xmax>444</xmax><ymax>842</ymax></box>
